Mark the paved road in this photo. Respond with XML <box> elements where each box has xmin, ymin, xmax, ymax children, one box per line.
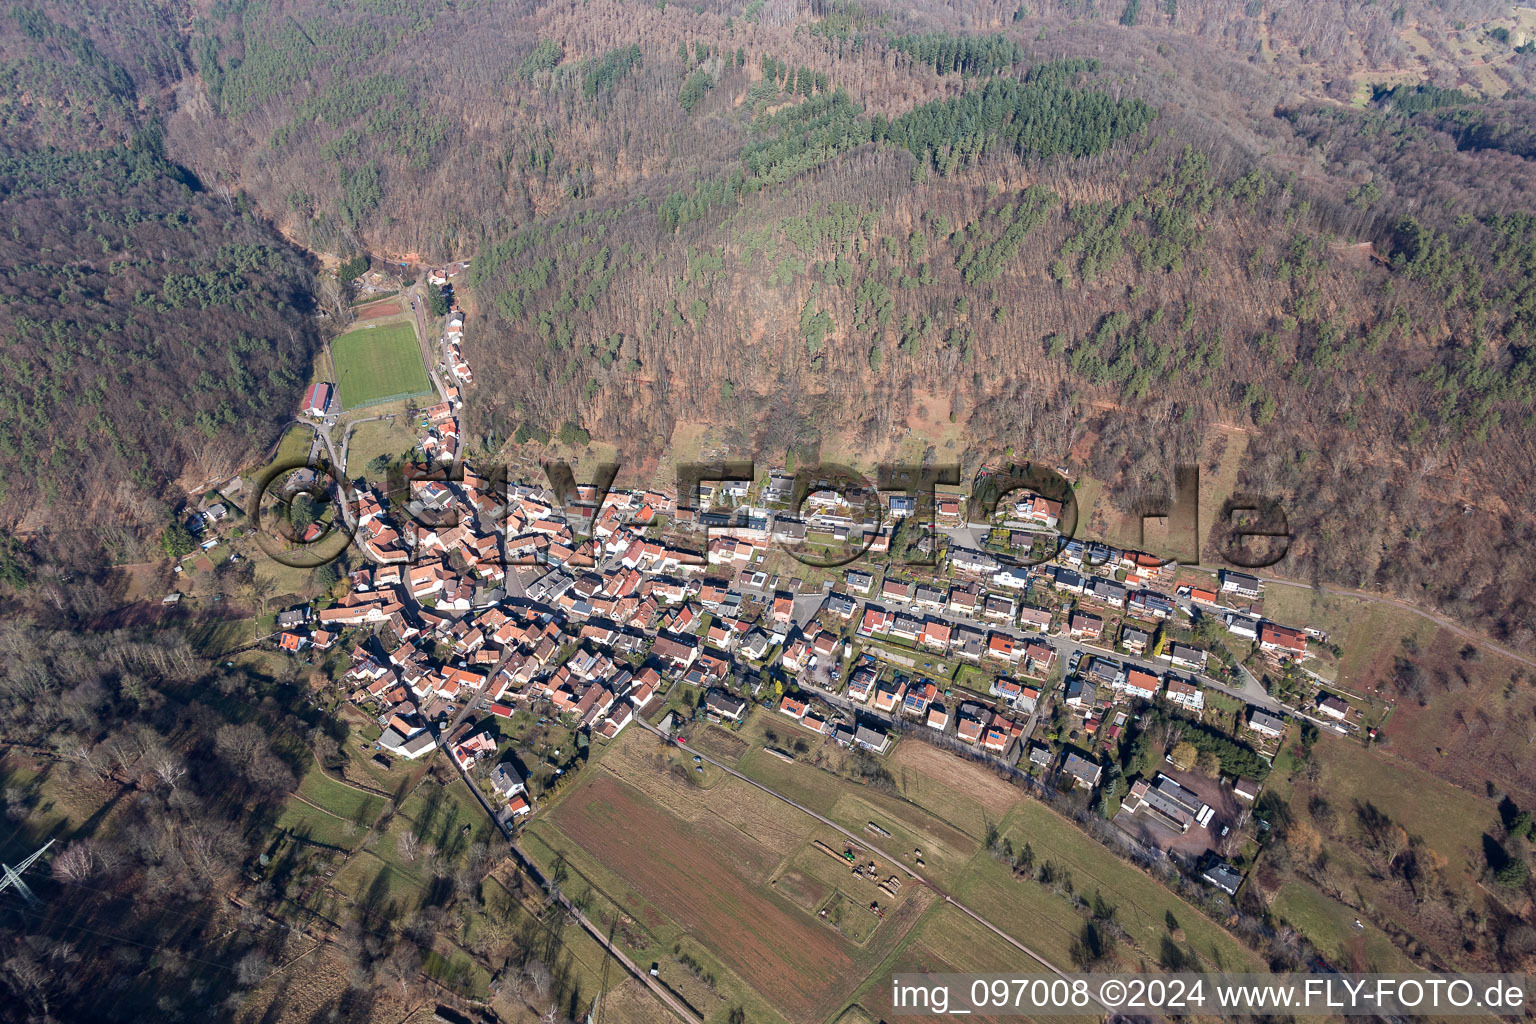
<box><xmin>835</xmin><ymin>589</ymin><xmax>1286</xmax><ymax>715</ymax></box>
<box><xmin>1258</xmin><ymin>573</ymin><xmax>1536</xmax><ymax>671</ymax></box>
<box><xmin>634</xmin><ymin>717</ymin><xmax>1110</xmax><ymax>1006</ymax></box>
<box><xmin>431</xmin><ymin>680</ymin><xmax>703</xmax><ymax>1024</ymax></box>
<box><xmin>509</xmin><ymin>838</ymin><xmax>703</xmax><ymax>1024</ymax></box>
<box><xmin>336</xmin><ymin>414</ymin><xmax>386</xmax><ymax>477</ymax></box>
<box><xmin>406</xmin><ymin>281</ymin><xmax>451</xmax><ymax>402</ymax></box>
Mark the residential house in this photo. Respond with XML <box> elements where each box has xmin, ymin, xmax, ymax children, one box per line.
<box><xmin>955</xmin><ymin>707</ymin><xmax>986</xmax><ymax>745</ymax></box>
<box><xmin>1069</xmin><ymin>611</ymin><xmax>1103</xmax><ymax>640</ymax></box>
<box><xmin>986</xmin><ymin>633</ymin><xmax>1016</xmax><ymax>663</ymax></box>
<box><xmin>490</xmin><ymin>763</ymin><xmax>526</xmax><ymax>799</ymax></box>
<box><xmin>914</xmin><ymin>584</ymin><xmax>946</xmax><ymax>610</ymax></box>
<box><xmin>1164</xmin><ymin>676</ymin><xmax>1204</xmax><ymax>711</ymax></box>
<box><xmin>1225</xmin><ymin>613</ymin><xmax>1260</xmax><ymax>640</ymax></box>
<box><xmin>1061</xmin><ymin>752</ymin><xmax>1102</xmax><ymax>789</ymax></box>
<box><xmin>381</xmin><ymin>730</ymin><xmax>437</xmax><ymax>761</ymax></box>
<box><xmin>846</xmin><ymin>665</ymin><xmax>878</xmax><ymax>703</ymax></box>
<box><xmin>920</xmin><ymin>619</ymin><xmax>952</xmax><ymax>651</ymax></box>
<box><xmin>1022</xmin><ymin>641</ymin><xmax>1056</xmax><ymax>677</ymax></box>
<box><xmin>1202</xmin><ymin>858</ymin><xmax>1244</xmax><ymax>896</ymax></box>
<box><xmin>1247</xmin><ymin>709</ymin><xmax>1286</xmax><ymax>738</ymax></box>
<box><xmin>1086</xmin><ymin>578</ymin><xmax>1128</xmax><ymax>609</ymax></box>
<box><xmin>858</xmin><ymin>606</ymin><xmax>893</xmax><ymax>636</ymax></box>
<box><xmin>740</xmin><ymin>630</ymin><xmax>772</xmax><ymax>660</ymax></box>
<box><xmin>949</xmin><ymin>548</ymin><xmax>999</xmax><ymax>575</ymax></box>
<box><xmin>982</xmin><ymin>718</ymin><xmax>1019</xmax><ymax>755</ymax></box>
<box><xmin>903</xmin><ymin>680</ymin><xmax>939</xmax><ymax>716</ymax></box>
<box><xmin>1167</xmin><ymin>643</ymin><xmax>1208</xmax><ymax>673</ymax></box>
<box><xmin>1051</xmin><ymin>567</ymin><xmax>1085</xmax><ymax>594</ymax></box>
<box><xmin>982</xmin><ymin>594</ymin><xmax>1015</xmax><ymax>621</ymax></box>
<box><xmin>1219</xmin><ymin>571</ymin><xmax>1263</xmax><ymax>599</ymax></box>
<box><xmin>771</xmin><ymin>594</ymin><xmax>794</xmax><ymax>626</ymax></box>
<box><xmin>1259</xmin><ymin>622</ymin><xmax>1308</xmax><ymax>660</ymax></box>
<box><xmin>652</xmin><ymin>635</ymin><xmax>698</xmax><ymax>671</ymax></box>
<box><xmin>1128</xmin><ymin>590</ymin><xmax>1174</xmax><ymax>620</ymax></box>
<box><xmin>1018</xmin><ymin>494</ymin><xmax>1062</xmax><ymax>529</ymax></box>
<box><xmin>873</xmin><ymin>678</ymin><xmax>906</xmax><ymax>713</ymax></box>
<box><xmin>825</xmin><ymin>593</ymin><xmax>857</xmax><ymax>619</ymax></box>
<box><xmin>1122</xmin><ymin>667</ymin><xmax>1161</xmax><ymax>702</ymax></box>
<box><xmin>1064</xmin><ymin>677</ymin><xmax>1098</xmax><ymax>709</ymax></box>
<box><xmin>1018</xmin><ymin>606</ymin><xmax>1052</xmax><ymax>633</ymax></box>
<box><xmin>1086</xmin><ymin>656</ymin><xmax>1125</xmax><ymax>690</ymax></box>
<box><xmin>855</xmin><ymin>724</ymin><xmax>890</xmax><ymax>754</ymax></box>
<box><xmin>1316</xmin><ymin>694</ymin><xmax>1350</xmax><ymax>721</ymax></box>
<box><xmin>949</xmin><ymin>585</ymin><xmax>981</xmax><ymax>616</ymax></box>
<box><xmin>704</xmin><ymin>688</ymin><xmax>748</xmax><ymax>722</ymax></box>
<box><xmin>990</xmin><ymin>677</ymin><xmax>1025</xmax><ymax>705</ymax></box>
<box><xmin>992</xmin><ymin>567</ymin><xmax>1032</xmax><ymax>591</ymax></box>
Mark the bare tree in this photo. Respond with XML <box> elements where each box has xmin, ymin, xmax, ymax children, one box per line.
<box><xmin>151</xmin><ymin>752</ymin><xmax>187</xmax><ymax>791</ymax></box>
<box><xmin>51</xmin><ymin>841</ymin><xmax>96</xmax><ymax>885</ymax></box>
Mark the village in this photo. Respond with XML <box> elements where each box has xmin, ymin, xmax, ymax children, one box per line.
<box><xmin>182</xmin><ymin>277</ymin><xmax>1389</xmax><ymax>911</ymax></box>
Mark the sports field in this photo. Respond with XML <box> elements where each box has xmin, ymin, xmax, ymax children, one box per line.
<box><xmin>332</xmin><ymin>321</ymin><xmax>431</xmax><ymax>407</ymax></box>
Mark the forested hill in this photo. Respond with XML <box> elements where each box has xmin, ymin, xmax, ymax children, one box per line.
<box><xmin>165</xmin><ymin>0</ymin><xmax>1536</xmax><ymax>650</ymax></box>
<box><xmin>2</xmin><ymin>0</ymin><xmax>1536</xmax><ymax>649</ymax></box>
<box><xmin>0</xmin><ymin>1</ymin><xmax>323</xmax><ymax>542</ymax></box>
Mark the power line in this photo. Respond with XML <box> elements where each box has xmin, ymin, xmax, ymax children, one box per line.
<box><xmin>0</xmin><ymin>839</ymin><xmax>54</xmax><ymax>904</ymax></box>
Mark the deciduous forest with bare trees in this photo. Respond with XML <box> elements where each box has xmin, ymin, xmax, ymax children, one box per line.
<box><xmin>4</xmin><ymin>0</ymin><xmax>1536</xmax><ymax>1020</ymax></box>
<box><xmin>158</xmin><ymin>0</ymin><xmax>1536</xmax><ymax>649</ymax></box>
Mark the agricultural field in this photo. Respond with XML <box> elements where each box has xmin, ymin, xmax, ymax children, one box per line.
<box><xmin>331</xmin><ymin>321</ymin><xmax>431</xmax><ymax>408</ymax></box>
<box><xmin>535</xmin><ymin>718</ymin><xmax>1282</xmax><ymax>1024</ymax></box>
<box><xmin>528</xmin><ymin>729</ymin><xmax>940</xmax><ymax>1024</ymax></box>
<box><xmin>690</xmin><ymin>723</ymin><xmax>751</xmax><ymax>764</ymax></box>
<box><xmin>352</xmin><ymin>298</ymin><xmax>404</xmax><ymax>320</ymax></box>
<box><xmin>266</xmin><ymin>422</ymin><xmax>316</xmax><ymax>472</ymax></box>
<box><xmin>739</xmin><ymin>727</ymin><xmax>1003</xmax><ymax>884</ymax></box>
<box><xmin>886</xmin><ymin>736</ymin><xmax>1023</xmax><ymax>838</ymax></box>
<box><xmin>533</xmin><ymin>773</ymin><xmax>852</xmax><ymax>1024</ymax></box>
<box><xmin>848</xmin><ymin>905</ymin><xmax>1086</xmax><ymax>1024</ymax></box>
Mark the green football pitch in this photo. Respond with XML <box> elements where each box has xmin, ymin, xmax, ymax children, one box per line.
<box><xmin>331</xmin><ymin>322</ymin><xmax>432</xmax><ymax>408</ymax></box>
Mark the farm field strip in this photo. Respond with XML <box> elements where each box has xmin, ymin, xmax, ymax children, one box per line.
<box><xmin>545</xmin><ymin>774</ymin><xmax>857</xmax><ymax>1021</ymax></box>
<box><xmin>537</xmin><ymin>767</ymin><xmax>935</xmax><ymax>1024</ymax></box>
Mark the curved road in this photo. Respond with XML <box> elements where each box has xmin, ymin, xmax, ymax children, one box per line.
<box><xmin>1257</xmin><ymin>574</ymin><xmax>1536</xmax><ymax>671</ymax></box>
